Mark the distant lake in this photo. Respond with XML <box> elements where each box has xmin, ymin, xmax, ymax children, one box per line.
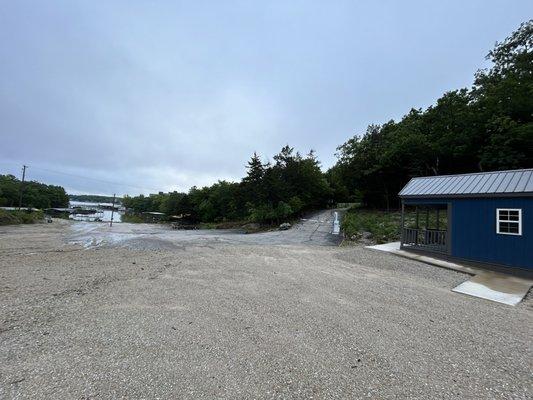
<box><xmin>69</xmin><ymin>201</ymin><xmax>123</xmax><ymax>223</ymax></box>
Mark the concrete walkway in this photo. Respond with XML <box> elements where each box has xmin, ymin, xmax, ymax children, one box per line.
<box><xmin>366</xmin><ymin>242</ymin><xmax>532</xmax><ymax>306</ymax></box>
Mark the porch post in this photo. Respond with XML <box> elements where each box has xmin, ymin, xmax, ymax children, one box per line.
<box><xmin>446</xmin><ymin>202</ymin><xmax>452</xmax><ymax>255</ymax></box>
<box><xmin>400</xmin><ymin>200</ymin><xmax>405</xmax><ymax>246</ymax></box>
<box><xmin>415</xmin><ymin>206</ymin><xmax>419</xmax><ymax>245</ymax></box>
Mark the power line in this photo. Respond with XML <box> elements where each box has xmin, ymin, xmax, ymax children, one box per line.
<box><xmin>13</xmin><ymin>164</ymin><xmax>162</xmax><ymax>193</ymax></box>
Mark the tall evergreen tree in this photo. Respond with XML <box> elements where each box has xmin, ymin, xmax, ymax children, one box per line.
<box><xmin>243</xmin><ymin>152</ymin><xmax>264</xmax><ymax>184</ymax></box>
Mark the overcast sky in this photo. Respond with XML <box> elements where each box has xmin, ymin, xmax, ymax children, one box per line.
<box><xmin>0</xmin><ymin>1</ymin><xmax>531</xmax><ymax>196</ymax></box>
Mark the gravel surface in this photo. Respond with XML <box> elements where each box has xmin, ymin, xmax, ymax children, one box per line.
<box><xmin>0</xmin><ymin>221</ymin><xmax>531</xmax><ymax>399</ymax></box>
<box><xmin>66</xmin><ymin>209</ymin><xmax>343</xmax><ymax>249</ymax></box>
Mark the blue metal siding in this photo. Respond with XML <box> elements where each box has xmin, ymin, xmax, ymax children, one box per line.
<box><xmin>451</xmin><ymin>198</ymin><xmax>533</xmax><ymax>269</ymax></box>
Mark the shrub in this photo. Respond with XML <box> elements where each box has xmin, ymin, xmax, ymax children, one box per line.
<box><xmin>0</xmin><ymin>209</ymin><xmax>44</xmax><ymax>225</ymax></box>
<box><xmin>342</xmin><ymin>209</ymin><xmax>401</xmax><ymax>244</ymax></box>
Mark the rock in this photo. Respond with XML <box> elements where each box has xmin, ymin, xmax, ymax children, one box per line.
<box><xmin>361</xmin><ymin>231</ymin><xmax>373</xmax><ymax>239</ymax></box>
<box><xmin>279</xmin><ymin>222</ymin><xmax>291</xmax><ymax>230</ymax></box>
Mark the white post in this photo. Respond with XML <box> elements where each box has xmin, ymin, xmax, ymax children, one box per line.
<box><xmin>332</xmin><ymin>211</ymin><xmax>340</xmax><ymax>235</ymax></box>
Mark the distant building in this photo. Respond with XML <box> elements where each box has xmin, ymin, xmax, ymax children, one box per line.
<box><xmin>44</xmin><ymin>208</ymin><xmax>72</xmax><ymax>217</ymax></box>
<box><xmin>398</xmin><ymin>168</ymin><xmax>532</xmax><ymax>273</ymax></box>
<box><xmin>141</xmin><ymin>211</ymin><xmax>167</xmax><ymax>222</ymax></box>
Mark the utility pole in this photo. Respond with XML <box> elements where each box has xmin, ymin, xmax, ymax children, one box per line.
<box><xmin>109</xmin><ymin>193</ymin><xmax>116</xmax><ymax>227</ymax></box>
<box><xmin>18</xmin><ymin>165</ymin><xmax>27</xmax><ymax>210</ymax></box>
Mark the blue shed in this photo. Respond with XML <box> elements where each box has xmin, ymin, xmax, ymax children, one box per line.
<box><xmin>398</xmin><ymin>168</ymin><xmax>533</xmax><ymax>273</ymax></box>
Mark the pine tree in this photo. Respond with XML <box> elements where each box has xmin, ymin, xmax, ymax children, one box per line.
<box><xmin>243</xmin><ymin>152</ymin><xmax>264</xmax><ymax>184</ymax></box>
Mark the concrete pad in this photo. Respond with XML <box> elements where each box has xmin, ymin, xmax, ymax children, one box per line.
<box><xmin>366</xmin><ymin>241</ymin><xmax>532</xmax><ymax>306</ymax></box>
<box><xmin>366</xmin><ymin>242</ymin><xmax>401</xmax><ymax>252</ymax></box>
<box><xmin>453</xmin><ymin>273</ymin><xmax>533</xmax><ymax>306</ymax></box>
<box><xmin>366</xmin><ymin>242</ymin><xmax>483</xmax><ymax>275</ymax></box>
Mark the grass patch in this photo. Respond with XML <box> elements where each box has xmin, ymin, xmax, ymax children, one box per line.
<box><xmin>120</xmin><ymin>214</ymin><xmax>146</xmax><ymax>223</ymax></box>
<box><xmin>342</xmin><ymin>209</ymin><xmax>401</xmax><ymax>244</ymax></box>
<box><xmin>198</xmin><ymin>222</ymin><xmax>217</xmax><ymax>229</ymax></box>
<box><xmin>0</xmin><ymin>209</ymin><xmax>44</xmax><ymax>225</ymax></box>
<box><xmin>198</xmin><ymin>220</ymin><xmax>248</xmax><ymax>230</ymax></box>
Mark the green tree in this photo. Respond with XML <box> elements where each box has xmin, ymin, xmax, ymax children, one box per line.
<box><xmin>328</xmin><ymin>20</ymin><xmax>533</xmax><ymax>208</ymax></box>
<box><xmin>0</xmin><ymin>175</ymin><xmax>69</xmax><ymax>209</ymax></box>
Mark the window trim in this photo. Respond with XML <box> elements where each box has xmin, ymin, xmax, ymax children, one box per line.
<box><xmin>496</xmin><ymin>208</ymin><xmax>522</xmax><ymax>236</ymax></box>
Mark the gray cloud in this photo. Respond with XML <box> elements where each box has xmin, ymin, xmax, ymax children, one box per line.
<box><xmin>1</xmin><ymin>0</ymin><xmax>530</xmax><ymax>195</ymax></box>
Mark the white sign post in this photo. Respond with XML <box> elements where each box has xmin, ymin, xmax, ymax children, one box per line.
<box><xmin>332</xmin><ymin>211</ymin><xmax>340</xmax><ymax>235</ymax></box>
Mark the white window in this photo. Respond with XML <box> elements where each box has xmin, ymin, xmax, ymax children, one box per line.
<box><xmin>496</xmin><ymin>208</ymin><xmax>522</xmax><ymax>235</ymax></box>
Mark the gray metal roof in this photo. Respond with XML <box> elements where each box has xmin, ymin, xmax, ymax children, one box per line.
<box><xmin>399</xmin><ymin>168</ymin><xmax>533</xmax><ymax>198</ymax></box>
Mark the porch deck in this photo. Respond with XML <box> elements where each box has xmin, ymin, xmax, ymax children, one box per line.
<box><xmin>400</xmin><ymin>202</ymin><xmax>449</xmax><ymax>255</ymax></box>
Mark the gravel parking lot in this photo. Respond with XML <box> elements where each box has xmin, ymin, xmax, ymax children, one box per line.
<box><xmin>0</xmin><ymin>221</ymin><xmax>531</xmax><ymax>399</ymax></box>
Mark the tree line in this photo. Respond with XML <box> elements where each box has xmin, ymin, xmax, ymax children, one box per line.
<box><xmin>124</xmin><ymin>21</ymin><xmax>532</xmax><ymax>219</ymax></box>
<box><xmin>69</xmin><ymin>194</ymin><xmax>122</xmax><ymax>204</ymax></box>
<box><xmin>327</xmin><ymin>20</ymin><xmax>532</xmax><ymax>208</ymax></box>
<box><xmin>0</xmin><ymin>174</ymin><xmax>69</xmax><ymax>209</ymax></box>
<box><xmin>122</xmin><ymin>146</ymin><xmax>331</xmax><ymax>223</ymax></box>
